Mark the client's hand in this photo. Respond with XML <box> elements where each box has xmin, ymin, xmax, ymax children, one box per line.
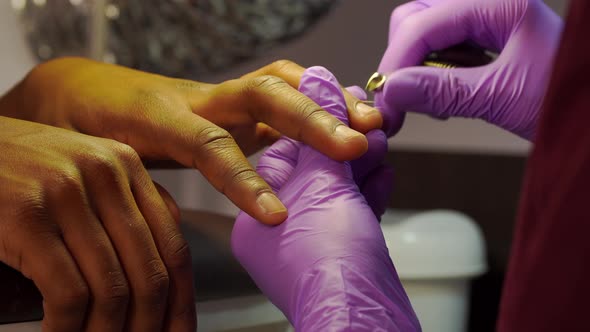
<box><xmin>1</xmin><ymin>58</ymin><xmax>382</xmax><ymax>225</ymax></box>
<box><xmin>231</xmin><ymin>67</ymin><xmax>420</xmax><ymax>331</ymax></box>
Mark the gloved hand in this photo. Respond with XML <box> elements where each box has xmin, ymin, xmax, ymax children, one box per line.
<box><xmin>376</xmin><ymin>0</ymin><xmax>563</xmax><ymax>140</ymax></box>
<box><xmin>346</xmin><ymin>86</ymin><xmax>395</xmax><ymax>219</ymax></box>
<box><xmin>232</xmin><ymin>67</ymin><xmax>420</xmax><ymax>331</ymax></box>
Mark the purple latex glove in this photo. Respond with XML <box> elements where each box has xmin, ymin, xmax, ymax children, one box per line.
<box><xmin>232</xmin><ymin>66</ymin><xmax>420</xmax><ymax>331</ymax></box>
<box><xmin>346</xmin><ymin>86</ymin><xmax>394</xmax><ymax>220</ymax></box>
<box><xmin>376</xmin><ymin>0</ymin><xmax>563</xmax><ymax>140</ymax></box>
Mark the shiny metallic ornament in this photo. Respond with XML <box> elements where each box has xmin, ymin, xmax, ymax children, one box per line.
<box><xmin>365</xmin><ymin>72</ymin><xmax>387</xmax><ymax>92</ymax></box>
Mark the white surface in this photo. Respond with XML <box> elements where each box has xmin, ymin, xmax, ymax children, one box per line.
<box><xmin>403</xmin><ymin>279</ymin><xmax>471</xmax><ymax>332</ymax></box>
<box><xmin>196</xmin><ymin>295</ymin><xmax>289</xmax><ymax>332</ymax></box>
<box><xmin>381</xmin><ymin>209</ymin><xmax>487</xmax><ymax>332</ymax></box>
<box><xmin>381</xmin><ymin>210</ymin><xmax>487</xmax><ymax>279</ymax></box>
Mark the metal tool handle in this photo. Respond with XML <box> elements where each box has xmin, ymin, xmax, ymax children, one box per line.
<box><xmin>366</xmin><ymin>42</ymin><xmax>496</xmax><ymax>92</ymax></box>
<box><xmin>425</xmin><ymin>42</ymin><xmax>496</xmax><ymax>68</ymax></box>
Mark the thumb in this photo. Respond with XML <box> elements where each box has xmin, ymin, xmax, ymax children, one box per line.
<box><xmin>379</xmin><ymin>66</ymin><xmax>487</xmax><ymax>120</ymax></box>
<box><xmin>345</xmin><ymin>85</ymin><xmax>367</xmax><ymax>101</ymax></box>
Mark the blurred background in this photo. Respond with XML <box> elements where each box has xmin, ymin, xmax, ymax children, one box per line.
<box><xmin>0</xmin><ymin>1</ymin><xmax>569</xmax><ymax>331</ymax></box>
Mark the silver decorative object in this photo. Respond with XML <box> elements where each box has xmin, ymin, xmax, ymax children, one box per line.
<box><xmin>13</xmin><ymin>0</ymin><xmax>338</xmax><ymax>79</ymax></box>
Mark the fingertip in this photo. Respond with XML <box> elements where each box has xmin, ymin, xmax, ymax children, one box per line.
<box><xmin>366</xmin><ymin>128</ymin><xmax>388</xmax><ymax>142</ymax></box>
<box><xmin>343</xmin><ymin>86</ymin><xmax>383</xmax><ymax>134</ymax></box>
<box><xmin>382</xmin><ymin>68</ymin><xmax>427</xmax><ymax>107</ymax></box>
<box><xmin>374</xmin><ymin>94</ymin><xmax>406</xmax><ymax>137</ymax></box>
<box><xmin>345</xmin><ymin>85</ymin><xmax>367</xmax><ymax>100</ymax></box>
<box><xmin>298</xmin><ymin>66</ymin><xmax>370</xmax><ymax>160</ymax></box>
<box><xmin>388</xmin><ymin>1</ymin><xmax>431</xmax><ymax>43</ymax></box>
<box><xmin>255</xmin><ymin>192</ymin><xmax>288</xmax><ymax>225</ymax></box>
<box><xmin>259</xmin><ymin>210</ymin><xmax>289</xmax><ymax>225</ymax></box>
<box><xmin>326</xmin><ymin>128</ymin><xmax>369</xmax><ymax>161</ymax></box>
<box><xmin>349</xmin><ymin>101</ymin><xmax>383</xmax><ymax>134</ymax></box>
<box><xmin>375</xmin><ymin>67</ymin><xmax>434</xmax><ymax>136</ymax></box>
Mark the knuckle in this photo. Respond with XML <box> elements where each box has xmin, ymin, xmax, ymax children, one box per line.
<box><xmin>397</xmin><ymin>19</ymin><xmax>413</xmax><ymax>35</ymax></box>
<box><xmin>49</xmin><ymin>167</ymin><xmax>84</xmax><ymax>197</ymax></box>
<box><xmin>390</xmin><ymin>3</ymin><xmax>416</xmax><ymax>25</ymax></box>
<box><xmin>195</xmin><ymin>126</ymin><xmax>234</xmax><ymax>152</ymax></box>
<box><xmin>132</xmin><ymin>87</ymin><xmax>178</xmax><ymax>110</ymax></box>
<box><xmin>79</xmin><ymin>148</ymin><xmax>120</xmax><ymax>178</ymax></box>
<box><xmin>247</xmin><ymin>75</ymin><xmax>287</xmax><ymax>94</ymax></box>
<box><xmin>161</xmin><ymin>233</ymin><xmax>192</xmax><ymax>270</ymax></box>
<box><xmin>191</xmin><ymin>126</ymin><xmax>239</xmax><ymax>174</ymax></box>
<box><xmin>55</xmin><ymin>281</ymin><xmax>89</xmax><ymax>312</ymax></box>
<box><xmin>11</xmin><ymin>184</ymin><xmax>60</xmax><ymax>236</ymax></box>
<box><xmin>138</xmin><ymin>259</ymin><xmax>170</xmax><ymax>304</ymax></box>
<box><xmin>389</xmin><ymin>7</ymin><xmax>403</xmax><ymax>23</ymax></box>
<box><xmin>14</xmin><ymin>184</ymin><xmax>47</xmax><ymax>220</ymax></box>
<box><xmin>294</xmin><ymin>104</ymin><xmax>332</xmax><ymax>141</ymax></box>
<box><xmin>110</xmin><ymin>142</ymin><xmax>142</xmax><ymax>167</ymax></box>
<box><xmin>228</xmin><ymin>167</ymin><xmax>261</xmax><ymax>188</ymax></box>
<box><xmin>301</xmin><ymin>104</ymin><xmax>331</xmax><ymax>124</ymax></box>
<box><xmin>173</xmin><ymin>78</ymin><xmax>203</xmax><ymax>90</ymax></box>
<box><xmin>94</xmin><ymin>271</ymin><xmax>130</xmax><ymax>308</ymax></box>
<box><xmin>169</xmin><ymin>304</ymin><xmax>196</xmax><ymax>323</ymax></box>
<box><xmin>270</xmin><ymin>59</ymin><xmax>296</xmax><ymax>73</ymax></box>
<box><xmin>216</xmin><ymin>163</ymin><xmax>261</xmax><ymax>196</ymax></box>
<box><xmin>398</xmin><ymin>16</ymin><xmax>422</xmax><ymax>38</ymax></box>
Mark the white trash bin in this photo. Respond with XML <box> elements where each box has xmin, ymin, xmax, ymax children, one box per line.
<box><xmin>381</xmin><ymin>210</ymin><xmax>487</xmax><ymax>332</ymax></box>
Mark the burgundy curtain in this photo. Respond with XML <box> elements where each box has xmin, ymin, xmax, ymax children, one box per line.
<box><xmin>498</xmin><ymin>1</ymin><xmax>590</xmax><ymax>331</ymax></box>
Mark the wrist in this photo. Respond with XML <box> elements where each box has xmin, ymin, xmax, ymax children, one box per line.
<box><xmin>0</xmin><ymin>57</ymin><xmax>99</xmax><ymax>128</ymax></box>
<box><xmin>290</xmin><ymin>255</ymin><xmax>420</xmax><ymax>331</ymax></box>
<box><xmin>0</xmin><ymin>59</ymin><xmax>61</xmax><ymax>126</ymax></box>
<box><xmin>0</xmin><ymin>72</ymin><xmax>34</xmax><ymax>123</ymax></box>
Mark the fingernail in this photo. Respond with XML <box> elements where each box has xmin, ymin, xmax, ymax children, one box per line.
<box><xmin>257</xmin><ymin>192</ymin><xmax>287</xmax><ymax>215</ymax></box>
<box><xmin>334</xmin><ymin>125</ymin><xmax>363</xmax><ymax>141</ymax></box>
<box><xmin>356</xmin><ymin>102</ymin><xmax>380</xmax><ymax>118</ymax></box>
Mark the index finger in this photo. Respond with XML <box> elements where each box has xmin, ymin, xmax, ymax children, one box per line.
<box><xmin>150</xmin><ymin>111</ymin><xmax>288</xmax><ymax>225</ymax></box>
<box><xmin>242</xmin><ymin>60</ymin><xmax>382</xmax><ymax>134</ymax></box>
<box><xmin>214</xmin><ymin>74</ymin><xmax>368</xmax><ymax>161</ymax></box>
<box><xmin>126</xmin><ymin>163</ymin><xmax>197</xmax><ymax>331</ymax></box>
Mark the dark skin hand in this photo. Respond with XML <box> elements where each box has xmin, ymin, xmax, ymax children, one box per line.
<box><xmin>0</xmin><ymin>57</ymin><xmax>382</xmax><ymax>225</ymax></box>
<box><xmin>0</xmin><ymin>116</ymin><xmax>192</xmax><ymax>332</ymax></box>
<box><xmin>0</xmin><ymin>58</ymin><xmax>382</xmax><ymax>331</ymax></box>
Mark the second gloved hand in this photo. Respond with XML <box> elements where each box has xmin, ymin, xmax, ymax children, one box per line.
<box><xmin>232</xmin><ymin>67</ymin><xmax>419</xmax><ymax>331</ymax></box>
<box><xmin>376</xmin><ymin>0</ymin><xmax>563</xmax><ymax>140</ymax></box>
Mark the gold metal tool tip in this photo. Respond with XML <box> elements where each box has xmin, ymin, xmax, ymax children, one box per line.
<box><xmin>365</xmin><ymin>72</ymin><xmax>387</xmax><ymax>92</ymax></box>
<box><xmin>422</xmin><ymin>61</ymin><xmax>457</xmax><ymax>69</ymax></box>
